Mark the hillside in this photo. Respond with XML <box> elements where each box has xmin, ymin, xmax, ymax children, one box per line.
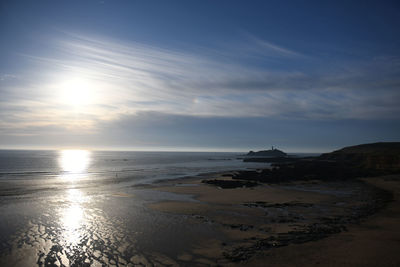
<box><xmin>319</xmin><ymin>142</ymin><xmax>400</xmax><ymax>171</ymax></box>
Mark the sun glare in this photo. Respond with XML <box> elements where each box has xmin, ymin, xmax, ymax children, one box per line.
<box><xmin>57</xmin><ymin>78</ymin><xmax>95</xmax><ymax>107</ymax></box>
<box><xmin>59</xmin><ymin>150</ymin><xmax>91</xmax><ymax>180</ymax></box>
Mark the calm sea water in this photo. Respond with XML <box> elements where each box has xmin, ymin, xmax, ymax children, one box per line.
<box><xmin>0</xmin><ymin>150</ymin><xmax>267</xmax><ymax>196</ymax></box>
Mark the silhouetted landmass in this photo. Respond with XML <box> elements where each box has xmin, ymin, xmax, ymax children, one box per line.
<box><xmin>232</xmin><ymin>160</ymin><xmax>370</xmax><ymax>184</ymax></box>
<box><xmin>319</xmin><ymin>142</ymin><xmax>400</xmax><ymax>171</ymax></box>
<box><xmin>208</xmin><ymin>142</ymin><xmax>400</xmax><ymax>187</ymax></box>
<box><xmin>246</xmin><ymin>148</ymin><xmax>287</xmax><ymax>157</ymax></box>
<box><xmin>243</xmin><ymin>157</ymin><xmax>300</xmax><ymax>163</ymax></box>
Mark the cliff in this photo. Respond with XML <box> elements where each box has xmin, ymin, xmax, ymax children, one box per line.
<box><xmin>319</xmin><ymin>142</ymin><xmax>400</xmax><ymax>172</ymax></box>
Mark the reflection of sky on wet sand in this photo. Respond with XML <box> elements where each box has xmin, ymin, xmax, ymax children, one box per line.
<box><xmin>1</xmin><ymin>149</ymin><xmax>206</xmax><ymax>266</ymax></box>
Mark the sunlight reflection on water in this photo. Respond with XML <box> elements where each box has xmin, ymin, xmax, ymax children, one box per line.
<box><xmin>61</xmin><ymin>189</ymin><xmax>87</xmax><ymax>245</ymax></box>
<box><xmin>62</xmin><ymin>204</ymin><xmax>84</xmax><ymax>245</ymax></box>
<box><xmin>59</xmin><ymin>150</ymin><xmax>91</xmax><ymax>181</ymax></box>
<box><xmin>58</xmin><ymin>150</ymin><xmax>91</xmax><ymax>246</ymax></box>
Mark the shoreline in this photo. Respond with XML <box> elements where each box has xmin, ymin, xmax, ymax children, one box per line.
<box><xmin>146</xmin><ymin>171</ymin><xmax>396</xmax><ymax>265</ymax></box>
<box><xmin>0</xmin><ymin>167</ymin><xmax>398</xmax><ymax>266</ymax></box>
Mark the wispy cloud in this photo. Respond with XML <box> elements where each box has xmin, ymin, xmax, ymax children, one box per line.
<box><xmin>0</xmin><ymin>74</ymin><xmax>18</xmax><ymax>81</ymax></box>
<box><xmin>244</xmin><ymin>33</ymin><xmax>306</xmax><ymax>58</ymax></box>
<box><xmin>1</xmin><ymin>33</ymin><xmax>400</xmax><ymax>138</ymax></box>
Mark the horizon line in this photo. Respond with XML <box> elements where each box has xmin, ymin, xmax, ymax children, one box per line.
<box><xmin>0</xmin><ymin>146</ymin><xmax>328</xmax><ymax>154</ymax></box>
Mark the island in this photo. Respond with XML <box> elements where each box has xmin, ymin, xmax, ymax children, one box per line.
<box><xmin>244</xmin><ymin>146</ymin><xmax>292</xmax><ymax>162</ymax></box>
<box><xmin>246</xmin><ymin>146</ymin><xmax>287</xmax><ymax>157</ymax></box>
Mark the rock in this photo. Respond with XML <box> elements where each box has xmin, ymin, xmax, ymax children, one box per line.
<box><xmin>201</xmin><ymin>179</ymin><xmax>259</xmax><ymax>189</ymax></box>
<box><xmin>243</xmin><ymin>157</ymin><xmax>297</xmax><ymax>163</ymax></box>
<box><xmin>129</xmin><ymin>255</ymin><xmax>151</xmax><ymax>266</ymax></box>
<box><xmin>246</xmin><ymin>148</ymin><xmax>287</xmax><ymax>157</ymax></box>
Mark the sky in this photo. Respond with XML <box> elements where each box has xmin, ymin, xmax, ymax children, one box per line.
<box><xmin>1</xmin><ymin>0</ymin><xmax>400</xmax><ymax>152</ymax></box>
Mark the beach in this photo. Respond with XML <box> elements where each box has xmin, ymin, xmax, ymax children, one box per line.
<box><xmin>2</xmin><ymin>0</ymin><xmax>399</xmax><ymax>264</ymax></box>
<box><xmin>0</xmin><ymin>149</ymin><xmax>399</xmax><ymax>266</ymax></box>
<box><xmin>144</xmin><ymin>172</ymin><xmax>398</xmax><ymax>266</ymax></box>
<box><xmin>0</xmin><ymin>150</ymin><xmax>268</xmax><ymax>266</ymax></box>
<box><xmin>245</xmin><ymin>175</ymin><xmax>400</xmax><ymax>266</ymax></box>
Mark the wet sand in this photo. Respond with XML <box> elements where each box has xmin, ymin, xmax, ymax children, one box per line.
<box><xmin>0</xmin><ymin>172</ymin><xmax>398</xmax><ymax>266</ymax></box>
<box><xmin>147</xmin><ymin>173</ymin><xmax>399</xmax><ymax>266</ymax></box>
<box><xmin>244</xmin><ymin>175</ymin><xmax>400</xmax><ymax>267</ymax></box>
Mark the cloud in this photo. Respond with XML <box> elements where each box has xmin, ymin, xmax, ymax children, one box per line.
<box><xmin>244</xmin><ymin>34</ymin><xmax>306</xmax><ymax>58</ymax></box>
<box><xmin>1</xmin><ymin>32</ymin><xmax>400</xmax><ymax>141</ymax></box>
<box><xmin>0</xmin><ymin>74</ymin><xmax>18</xmax><ymax>81</ymax></box>
<box><xmin>1</xmin><ymin>108</ymin><xmax>399</xmax><ymax>151</ymax></box>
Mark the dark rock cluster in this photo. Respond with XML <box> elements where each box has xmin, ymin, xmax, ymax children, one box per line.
<box><xmin>232</xmin><ymin>160</ymin><xmax>375</xmax><ymax>184</ymax></box>
<box><xmin>201</xmin><ymin>179</ymin><xmax>259</xmax><ymax>188</ymax></box>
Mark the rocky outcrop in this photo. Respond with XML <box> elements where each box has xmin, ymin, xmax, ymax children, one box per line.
<box><xmin>246</xmin><ymin>148</ymin><xmax>287</xmax><ymax>157</ymax></box>
<box><xmin>243</xmin><ymin>157</ymin><xmax>299</xmax><ymax>163</ymax></box>
<box><xmin>235</xmin><ymin>142</ymin><xmax>400</xmax><ymax>185</ymax></box>
<box><xmin>201</xmin><ymin>179</ymin><xmax>259</xmax><ymax>188</ymax></box>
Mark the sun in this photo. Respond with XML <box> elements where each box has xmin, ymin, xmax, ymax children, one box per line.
<box><xmin>57</xmin><ymin>77</ymin><xmax>95</xmax><ymax>107</ymax></box>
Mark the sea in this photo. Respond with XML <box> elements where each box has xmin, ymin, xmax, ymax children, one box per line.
<box><xmin>0</xmin><ymin>150</ymin><xmax>271</xmax><ymax>197</ymax></box>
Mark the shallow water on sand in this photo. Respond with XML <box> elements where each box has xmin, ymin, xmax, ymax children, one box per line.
<box><xmin>1</xmin><ymin>184</ymin><xmax>229</xmax><ymax>266</ymax></box>
<box><xmin>0</xmin><ymin>150</ymin><xmax>265</xmax><ymax>266</ymax></box>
